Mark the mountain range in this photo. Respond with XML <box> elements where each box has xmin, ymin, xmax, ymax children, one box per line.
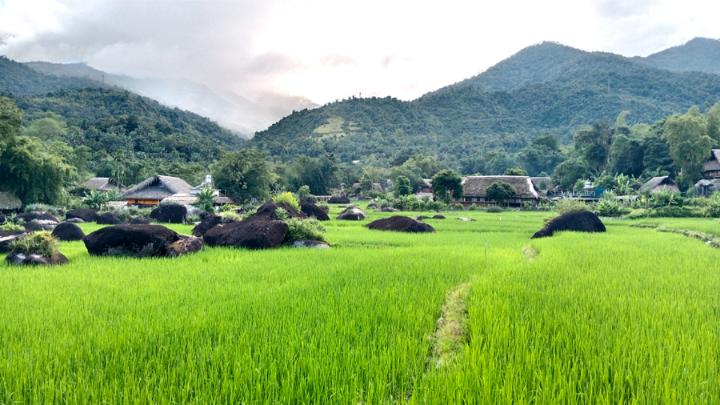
<box><xmin>251</xmin><ymin>37</ymin><xmax>720</xmax><ymax>165</ymax></box>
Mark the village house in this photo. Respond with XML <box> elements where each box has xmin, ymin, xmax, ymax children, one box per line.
<box><xmin>161</xmin><ymin>175</ymin><xmax>234</xmax><ymax>207</ymax></box>
<box><xmin>0</xmin><ymin>191</ymin><xmax>22</xmax><ymax>213</ymax></box>
<box><xmin>459</xmin><ymin>176</ymin><xmax>540</xmax><ymax>207</ymax></box>
<box><xmin>695</xmin><ymin>149</ymin><xmax>720</xmax><ymax>196</ymax></box>
<box><xmin>122</xmin><ymin>175</ymin><xmax>193</xmax><ymax>207</ymax></box>
<box><xmin>415</xmin><ymin>178</ymin><xmax>434</xmax><ymax>199</ymax></box>
<box><xmin>639</xmin><ymin>176</ymin><xmax>679</xmax><ymax>194</ymax></box>
<box><xmin>79</xmin><ymin>177</ymin><xmax>123</xmax><ymax>192</ymax></box>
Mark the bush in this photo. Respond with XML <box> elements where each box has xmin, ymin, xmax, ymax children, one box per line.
<box><xmin>624</xmin><ymin>208</ymin><xmax>650</xmax><ymax>219</ymax></box>
<box><xmin>273</xmin><ymin>192</ymin><xmax>300</xmax><ymax>212</ymax></box>
<box><xmin>286</xmin><ymin>218</ymin><xmax>326</xmax><ymax>242</ymax></box>
<box><xmin>24</xmin><ymin>204</ymin><xmax>62</xmax><ymax>216</ymax></box>
<box><xmin>467</xmin><ymin>204</ymin><xmax>479</xmax><ymax>211</ymax></box>
<box><xmin>650</xmin><ymin>190</ymin><xmax>684</xmax><ymax>208</ymax></box>
<box><xmin>450</xmin><ymin>203</ymin><xmax>465</xmax><ymax>211</ymax></box>
<box><xmin>0</xmin><ymin>222</ymin><xmax>24</xmax><ymax>232</ymax></box>
<box><xmin>218</xmin><ymin>210</ymin><xmax>243</xmax><ymax>222</ymax></box>
<box><xmin>651</xmin><ymin>206</ymin><xmax>698</xmax><ymax>218</ymax></box>
<box><xmin>297</xmin><ymin>185</ymin><xmax>311</xmax><ymax>201</ymax></box>
<box><xmin>554</xmin><ymin>199</ymin><xmax>588</xmax><ymax>215</ymax></box>
<box><xmin>594</xmin><ymin>194</ymin><xmax>623</xmax><ymax>217</ymax></box>
<box><xmin>702</xmin><ymin>193</ymin><xmax>720</xmax><ymax>218</ymax></box>
<box><xmin>10</xmin><ymin>231</ymin><xmax>58</xmax><ymax>257</ymax></box>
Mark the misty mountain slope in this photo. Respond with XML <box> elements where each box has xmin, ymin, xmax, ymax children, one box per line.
<box><xmin>0</xmin><ymin>57</ymin><xmax>106</xmax><ymax>96</ymax></box>
<box><xmin>253</xmin><ymin>41</ymin><xmax>720</xmax><ymax>164</ymax></box>
<box><xmin>641</xmin><ymin>37</ymin><xmax>720</xmax><ymax>75</ymax></box>
<box><xmin>25</xmin><ymin>61</ymin><xmax>316</xmax><ymax>135</ymax></box>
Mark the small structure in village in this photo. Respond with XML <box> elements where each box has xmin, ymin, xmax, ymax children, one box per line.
<box><xmin>414</xmin><ymin>178</ymin><xmax>434</xmax><ymax>199</ymax></box>
<box><xmin>695</xmin><ymin>149</ymin><xmax>720</xmax><ymax>196</ymax></box>
<box><xmin>121</xmin><ymin>175</ymin><xmax>193</xmax><ymax>207</ymax></box>
<box><xmin>459</xmin><ymin>176</ymin><xmax>540</xmax><ymax>207</ymax></box>
<box><xmin>0</xmin><ymin>191</ymin><xmax>22</xmax><ymax>213</ymax></box>
<box><xmin>639</xmin><ymin>176</ymin><xmax>679</xmax><ymax>194</ymax></box>
<box><xmin>530</xmin><ymin>177</ymin><xmax>554</xmax><ymax>196</ymax></box>
<box><xmin>161</xmin><ymin>175</ymin><xmax>234</xmax><ymax>207</ymax></box>
<box><xmin>79</xmin><ymin>177</ymin><xmax>123</xmax><ymax>192</ymax></box>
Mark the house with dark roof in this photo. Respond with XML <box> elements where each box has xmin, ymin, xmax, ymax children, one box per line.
<box><xmin>639</xmin><ymin>176</ymin><xmax>679</xmax><ymax>194</ymax></box>
<box><xmin>122</xmin><ymin>175</ymin><xmax>192</xmax><ymax>207</ymax></box>
<box><xmin>459</xmin><ymin>176</ymin><xmax>540</xmax><ymax>207</ymax></box>
<box><xmin>702</xmin><ymin>149</ymin><xmax>720</xmax><ymax>179</ymax></box>
<box><xmin>80</xmin><ymin>177</ymin><xmax>122</xmax><ymax>192</ymax></box>
<box><xmin>0</xmin><ymin>191</ymin><xmax>22</xmax><ymax>212</ymax></box>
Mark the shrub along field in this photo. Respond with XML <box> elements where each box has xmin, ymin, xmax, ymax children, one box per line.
<box><xmin>1</xmin><ymin>208</ymin><xmax>719</xmax><ymax>402</ymax></box>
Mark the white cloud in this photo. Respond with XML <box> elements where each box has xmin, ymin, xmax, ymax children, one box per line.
<box><xmin>1</xmin><ymin>0</ymin><xmax>719</xmax><ymax>130</ymax></box>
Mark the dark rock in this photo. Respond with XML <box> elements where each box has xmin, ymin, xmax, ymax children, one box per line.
<box><xmin>96</xmin><ymin>212</ymin><xmax>122</xmax><ymax>225</ymax></box>
<box><xmin>65</xmin><ymin>217</ymin><xmax>85</xmax><ymax>223</ymax></box>
<box><xmin>0</xmin><ymin>232</ymin><xmax>26</xmax><ymax>253</ymax></box>
<box><xmin>24</xmin><ymin>219</ymin><xmax>58</xmax><ymax>232</ymax></box>
<box><xmin>192</xmin><ymin>214</ymin><xmax>222</xmax><ymax>237</ymax></box>
<box><xmin>432</xmin><ymin>214</ymin><xmax>446</xmax><ymax>219</ymax></box>
<box><xmin>66</xmin><ymin>208</ymin><xmax>98</xmax><ymax>222</ymax></box>
<box><xmin>367</xmin><ymin>216</ymin><xmax>435</xmax><ymax>233</ymax></box>
<box><xmin>328</xmin><ymin>195</ymin><xmax>350</xmax><ymax>204</ymax></box>
<box><xmin>251</xmin><ymin>200</ymin><xmax>304</xmax><ymax>221</ymax></box>
<box><xmin>337</xmin><ymin>206</ymin><xmax>366</xmax><ymax>220</ymax></box>
<box><xmin>167</xmin><ymin>236</ymin><xmax>204</xmax><ymax>257</ymax></box>
<box><xmin>300</xmin><ymin>202</ymin><xmax>330</xmax><ymax>221</ymax></box>
<box><xmin>532</xmin><ymin>210</ymin><xmax>606</xmax><ymax>239</ymax></box>
<box><xmin>17</xmin><ymin>212</ymin><xmax>59</xmax><ymax>223</ymax></box>
<box><xmin>416</xmin><ymin>216</ymin><xmax>429</xmax><ymax>220</ymax></box>
<box><xmin>5</xmin><ymin>251</ymin><xmax>68</xmax><ymax>266</ymax></box>
<box><xmin>381</xmin><ymin>207</ymin><xmax>397</xmax><ymax>212</ymax></box>
<box><xmin>51</xmin><ymin>222</ymin><xmax>85</xmax><ymax>241</ymax></box>
<box><xmin>150</xmin><ymin>204</ymin><xmax>187</xmax><ymax>223</ymax></box>
<box><xmin>83</xmin><ymin>224</ymin><xmax>198</xmax><ymax>257</ymax></box>
<box><xmin>203</xmin><ymin>218</ymin><xmax>289</xmax><ymax>249</ymax></box>
<box><xmin>292</xmin><ymin>240</ymin><xmax>330</xmax><ymax>249</ymax></box>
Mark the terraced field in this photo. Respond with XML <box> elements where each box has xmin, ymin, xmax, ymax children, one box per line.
<box><xmin>1</xmin><ymin>209</ymin><xmax>719</xmax><ymax>403</ymax></box>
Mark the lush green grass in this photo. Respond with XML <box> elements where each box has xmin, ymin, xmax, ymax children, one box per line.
<box><xmin>1</xmin><ymin>209</ymin><xmax>719</xmax><ymax>403</ymax></box>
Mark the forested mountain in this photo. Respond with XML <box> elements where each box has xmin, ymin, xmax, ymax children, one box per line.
<box><xmin>0</xmin><ymin>56</ymin><xmax>243</xmax><ymax>185</ymax></box>
<box><xmin>25</xmin><ymin>61</ymin><xmax>317</xmax><ymax>135</ymax></box>
<box><xmin>252</xmin><ymin>41</ymin><xmax>720</xmax><ymax>168</ymax></box>
<box><xmin>642</xmin><ymin>37</ymin><xmax>720</xmax><ymax>75</ymax></box>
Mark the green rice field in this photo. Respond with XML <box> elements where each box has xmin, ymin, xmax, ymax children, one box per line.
<box><xmin>1</xmin><ymin>208</ymin><xmax>719</xmax><ymax>403</ymax></box>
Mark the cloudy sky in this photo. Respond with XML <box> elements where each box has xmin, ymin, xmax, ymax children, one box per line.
<box><xmin>1</xmin><ymin>0</ymin><xmax>719</xmax><ymax>130</ymax></box>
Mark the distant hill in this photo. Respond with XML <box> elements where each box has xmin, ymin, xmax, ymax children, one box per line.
<box><xmin>25</xmin><ymin>61</ymin><xmax>316</xmax><ymax>135</ymax></box>
<box><xmin>1</xmin><ymin>56</ymin><xmax>243</xmax><ymax>183</ymax></box>
<box><xmin>641</xmin><ymin>37</ymin><xmax>720</xmax><ymax>75</ymax></box>
<box><xmin>252</xmin><ymin>41</ymin><xmax>720</xmax><ymax>166</ymax></box>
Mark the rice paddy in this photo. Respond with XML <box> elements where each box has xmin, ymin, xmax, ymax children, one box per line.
<box><xmin>1</xmin><ymin>208</ymin><xmax>719</xmax><ymax>403</ymax></box>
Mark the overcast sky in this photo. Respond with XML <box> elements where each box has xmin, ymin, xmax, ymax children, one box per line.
<box><xmin>1</xmin><ymin>0</ymin><xmax>719</xmax><ymax>105</ymax></box>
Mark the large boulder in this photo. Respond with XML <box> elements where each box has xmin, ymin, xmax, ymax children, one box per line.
<box><xmin>23</xmin><ymin>219</ymin><xmax>58</xmax><ymax>232</ymax></box>
<box><xmin>66</xmin><ymin>208</ymin><xmax>98</xmax><ymax>222</ymax></box>
<box><xmin>328</xmin><ymin>195</ymin><xmax>350</xmax><ymax>204</ymax></box>
<box><xmin>192</xmin><ymin>213</ymin><xmax>223</xmax><ymax>237</ymax></box>
<box><xmin>203</xmin><ymin>218</ymin><xmax>289</xmax><ymax>249</ymax></box>
<box><xmin>150</xmin><ymin>204</ymin><xmax>187</xmax><ymax>224</ymax></box>
<box><xmin>51</xmin><ymin>222</ymin><xmax>86</xmax><ymax>241</ymax></box>
<box><xmin>17</xmin><ymin>211</ymin><xmax>59</xmax><ymax>223</ymax></box>
<box><xmin>252</xmin><ymin>201</ymin><xmax>304</xmax><ymax>221</ymax></box>
<box><xmin>337</xmin><ymin>206</ymin><xmax>366</xmax><ymax>220</ymax></box>
<box><xmin>367</xmin><ymin>216</ymin><xmax>435</xmax><ymax>233</ymax></box>
<box><xmin>96</xmin><ymin>212</ymin><xmax>122</xmax><ymax>225</ymax></box>
<box><xmin>532</xmin><ymin>210</ymin><xmax>606</xmax><ymax>239</ymax></box>
<box><xmin>83</xmin><ymin>224</ymin><xmax>202</xmax><ymax>257</ymax></box>
<box><xmin>300</xmin><ymin>202</ymin><xmax>330</xmax><ymax>221</ymax></box>
<box><xmin>167</xmin><ymin>236</ymin><xmax>204</xmax><ymax>257</ymax></box>
<box><xmin>6</xmin><ymin>251</ymin><xmax>68</xmax><ymax>266</ymax></box>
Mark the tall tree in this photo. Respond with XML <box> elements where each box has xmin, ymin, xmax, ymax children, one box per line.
<box><xmin>573</xmin><ymin>122</ymin><xmax>613</xmax><ymax>175</ymax></box>
<box><xmin>394</xmin><ymin>176</ymin><xmax>412</xmax><ymax>196</ymax></box>
<box><xmin>286</xmin><ymin>155</ymin><xmax>338</xmax><ymax>195</ymax></box>
<box><xmin>663</xmin><ymin>110</ymin><xmax>712</xmax><ymax>187</ymax></box>
<box><xmin>431</xmin><ymin>169</ymin><xmax>462</xmax><ymax>203</ymax></box>
<box><xmin>608</xmin><ymin>134</ymin><xmax>643</xmax><ymax>176</ymax></box>
<box><xmin>212</xmin><ymin>148</ymin><xmax>274</xmax><ymax>203</ymax></box>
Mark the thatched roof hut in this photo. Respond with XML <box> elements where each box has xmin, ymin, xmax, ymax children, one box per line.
<box><xmin>122</xmin><ymin>175</ymin><xmax>192</xmax><ymax>206</ymax></box>
<box><xmin>639</xmin><ymin>176</ymin><xmax>679</xmax><ymax>194</ymax></box>
<box><xmin>0</xmin><ymin>191</ymin><xmax>21</xmax><ymax>211</ymax></box>
<box><xmin>460</xmin><ymin>176</ymin><xmax>539</xmax><ymax>206</ymax></box>
<box><xmin>703</xmin><ymin>149</ymin><xmax>720</xmax><ymax>179</ymax></box>
<box><xmin>80</xmin><ymin>177</ymin><xmax>122</xmax><ymax>192</ymax></box>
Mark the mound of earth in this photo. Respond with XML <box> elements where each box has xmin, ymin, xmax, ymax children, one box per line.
<box><xmin>203</xmin><ymin>218</ymin><xmax>289</xmax><ymax>249</ymax></box>
<box><xmin>300</xmin><ymin>202</ymin><xmax>329</xmax><ymax>221</ymax></box>
<box><xmin>96</xmin><ymin>212</ymin><xmax>122</xmax><ymax>224</ymax></box>
<box><xmin>337</xmin><ymin>206</ymin><xmax>366</xmax><ymax>220</ymax></box>
<box><xmin>23</xmin><ymin>219</ymin><xmax>58</xmax><ymax>232</ymax></box>
<box><xmin>66</xmin><ymin>208</ymin><xmax>98</xmax><ymax>222</ymax></box>
<box><xmin>252</xmin><ymin>201</ymin><xmax>305</xmax><ymax>221</ymax></box>
<box><xmin>84</xmin><ymin>224</ymin><xmax>202</xmax><ymax>257</ymax></box>
<box><xmin>150</xmin><ymin>204</ymin><xmax>187</xmax><ymax>224</ymax></box>
<box><xmin>6</xmin><ymin>251</ymin><xmax>68</xmax><ymax>266</ymax></box>
<box><xmin>328</xmin><ymin>195</ymin><xmax>350</xmax><ymax>204</ymax></box>
<box><xmin>192</xmin><ymin>214</ymin><xmax>223</xmax><ymax>237</ymax></box>
<box><xmin>17</xmin><ymin>212</ymin><xmax>59</xmax><ymax>223</ymax></box>
<box><xmin>531</xmin><ymin>210</ymin><xmax>606</xmax><ymax>239</ymax></box>
<box><xmin>367</xmin><ymin>216</ymin><xmax>435</xmax><ymax>233</ymax></box>
<box><xmin>51</xmin><ymin>222</ymin><xmax>85</xmax><ymax>241</ymax></box>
